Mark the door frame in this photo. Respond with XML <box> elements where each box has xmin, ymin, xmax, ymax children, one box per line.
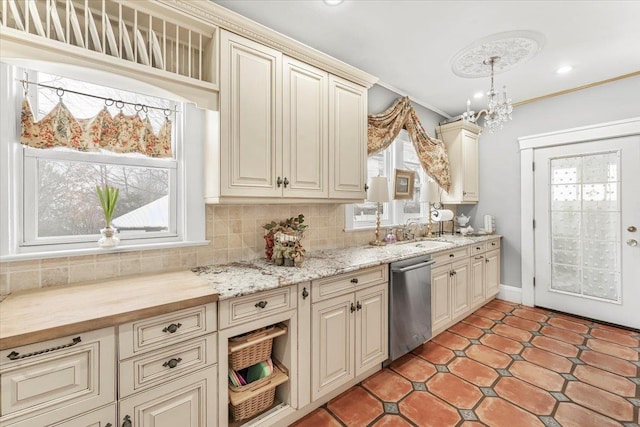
<box><xmin>518</xmin><ymin>117</ymin><xmax>640</xmax><ymax>307</ymax></box>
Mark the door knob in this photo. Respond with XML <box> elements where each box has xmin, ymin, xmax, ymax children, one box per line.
<box><xmin>628</xmin><ymin>225</ymin><xmax>637</xmax><ymax>232</ymax></box>
<box><xmin>627</xmin><ymin>239</ymin><xmax>638</xmax><ymax>247</ymax></box>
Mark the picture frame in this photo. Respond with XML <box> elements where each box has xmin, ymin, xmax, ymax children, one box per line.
<box><xmin>393</xmin><ymin>169</ymin><xmax>415</xmax><ymax>199</ymax></box>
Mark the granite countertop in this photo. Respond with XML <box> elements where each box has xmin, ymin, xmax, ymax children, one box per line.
<box><xmin>193</xmin><ymin>234</ymin><xmax>501</xmax><ymax>300</ymax></box>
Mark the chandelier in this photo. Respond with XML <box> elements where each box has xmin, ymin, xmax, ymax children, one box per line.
<box><xmin>462</xmin><ymin>56</ymin><xmax>513</xmax><ymax>133</ymax></box>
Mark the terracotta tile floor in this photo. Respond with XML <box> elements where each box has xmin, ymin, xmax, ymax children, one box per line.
<box><xmin>292</xmin><ymin>299</ymin><xmax>640</xmax><ymax>427</ymax></box>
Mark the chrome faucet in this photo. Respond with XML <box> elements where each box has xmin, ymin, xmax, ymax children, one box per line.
<box><xmin>404</xmin><ymin>219</ymin><xmax>422</xmax><ymax>240</ymax></box>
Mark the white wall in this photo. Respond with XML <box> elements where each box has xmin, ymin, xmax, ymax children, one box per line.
<box><xmin>467</xmin><ymin>74</ymin><xmax>640</xmax><ymax>288</ymax></box>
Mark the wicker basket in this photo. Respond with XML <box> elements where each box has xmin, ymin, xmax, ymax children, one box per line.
<box><xmin>228</xmin><ymin>324</ymin><xmax>287</xmax><ymax>371</ymax></box>
<box><xmin>229</xmin><ymin>360</ymin><xmax>289</xmax><ymax>422</ymax></box>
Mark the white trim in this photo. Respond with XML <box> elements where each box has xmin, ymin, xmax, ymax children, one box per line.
<box><xmin>519</xmin><ymin>117</ymin><xmax>640</xmax><ymax>308</ymax></box>
<box><xmin>518</xmin><ymin>117</ymin><xmax>640</xmax><ymax>150</ymax></box>
<box><xmin>497</xmin><ymin>284</ymin><xmax>523</xmax><ymax>304</ymax></box>
<box><xmin>0</xmin><ymin>240</ymin><xmax>210</xmax><ymax>262</ymax></box>
<box><xmin>376</xmin><ymin>80</ymin><xmax>452</xmax><ymax>119</ymax></box>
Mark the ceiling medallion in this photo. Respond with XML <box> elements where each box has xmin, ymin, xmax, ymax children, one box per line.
<box><xmin>451</xmin><ymin>30</ymin><xmax>545</xmax><ymax>78</ymax></box>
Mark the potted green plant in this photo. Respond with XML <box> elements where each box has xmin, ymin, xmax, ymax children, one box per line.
<box><xmin>96</xmin><ymin>185</ymin><xmax>120</xmax><ymax>248</ymax></box>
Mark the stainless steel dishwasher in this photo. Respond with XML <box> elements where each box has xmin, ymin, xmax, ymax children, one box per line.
<box><xmin>387</xmin><ymin>254</ymin><xmax>435</xmax><ymax>363</ymax></box>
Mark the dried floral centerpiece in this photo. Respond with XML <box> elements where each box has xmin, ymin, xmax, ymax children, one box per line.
<box><xmin>263</xmin><ymin>214</ymin><xmax>308</xmax><ymax>266</ymax></box>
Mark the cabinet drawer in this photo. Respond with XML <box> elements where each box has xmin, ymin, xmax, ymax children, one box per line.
<box><xmin>219</xmin><ymin>287</ymin><xmax>295</xmax><ymax>329</ymax></box>
<box><xmin>311</xmin><ymin>265</ymin><xmax>387</xmax><ymax>302</ymax></box>
<box><xmin>4</xmin><ymin>403</ymin><xmax>116</xmax><ymax>427</ymax></box>
<box><xmin>119</xmin><ymin>365</ymin><xmax>217</xmax><ymax>427</ymax></box>
<box><xmin>119</xmin><ymin>333</ymin><xmax>217</xmax><ymax>398</ymax></box>
<box><xmin>119</xmin><ymin>304</ymin><xmax>217</xmax><ymax>359</ymax></box>
<box><xmin>470</xmin><ymin>243</ymin><xmax>486</xmax><ymax>255</ymax></box>
<box><xmin>0</xmin><ymin>328</ymin><xmax>115</xmax><ymax>423</ymax></box>
<box><xmin>486</xmin><ymin>239</ymin><xmax>501</xmax><ymax>250</ymax></box>
<box><xmin>432</xmin><ymin>246</ymin><xmax>470</xmax><ymax>266</ymax></box>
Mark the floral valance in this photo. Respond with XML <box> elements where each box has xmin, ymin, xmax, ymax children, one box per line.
<box><xmin>20</xmin><ymin>98</ymin><xmax>172</xmax><ymax>158</ymax></box>
<box><xmin>368</xmin><ymin>96</ymin><xmax>451</xmax><ymax>192</ymax></box>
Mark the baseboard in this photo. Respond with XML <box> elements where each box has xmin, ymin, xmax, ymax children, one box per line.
<box><xmin>497</xmin><ymin>284</ymin><xmax>522</xmax><ymax>304</ymax></box>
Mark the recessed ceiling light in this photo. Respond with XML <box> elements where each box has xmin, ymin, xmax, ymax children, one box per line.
<box><xmin>323</xmin><ymin>0</ymin><xmax>343</xmax><ymax>5</ymax></box>
<box><xmin>556</xmin><ymin>65</ymin><xmax>573</xmax><ymax>74</ymax></box>
<box><xmin>473</xmin><ymin>92</ymin><xmax>484</xmax><ymax>99</ymax></box>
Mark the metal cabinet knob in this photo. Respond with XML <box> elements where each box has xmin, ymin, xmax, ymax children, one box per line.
<box><xmin>121</xmin><ymin>415</ymin><xmax>132</xmax><ymax>427</ymax></box>
<box><xmin>628</xmin><ymin>239</ymin><xmax>638</xmax><ymax>247</ymax></box>
<box><xmin>350</xmin><ymin>303</ymin><xmax>356</xmax><ymax>313</ymax></box>
<box><xmin>302</xmin><ymin>287</ymin><xmax>309</xmax><ymax>300</ymax></box>
<box><xmin>350</xmin><ymin>278</ymin><xmax>359</xmax><ymax>284</ymax></box>
<box><xmin>283</xmin><ymin>177</ymin><xmax>289</xmax><ymax>188</ymax></box>
<box><xmin>162</xmin><ymin>323</ymin><xmax>182</xmax><ymax>333</ymax></box>
<box><xmin>628</xmin><ymin>225</ymin><xmax>637</xmax><ymax>232</ymax></box>
<box><xmin>163</xmin><ymin>357</ymin><xmax>182</xmax><ymax>368</ymax></box>
<box><xmin>356</xmin><ymin>301</ymin><xmax>362</xmax><ymax>311</ymax></box>
<box><xmin>255</xmin><ymin>300</ymin><xmax>268</xmax><ymax>309</ymax></box>
<box><xmin>276</xmin><ymin>177</ymin><xmax>283</xmax><ymax>187</ymax></box>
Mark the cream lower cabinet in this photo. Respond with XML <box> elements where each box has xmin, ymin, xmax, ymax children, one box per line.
<box><xmin>431</xmin><ymin>258</ymin><xmax>470</xmax><ymax>333</ymax></box>
<box><xmin>432</xmin><ymin>238</ymin><xmax>502</xmax><ymax>337</ymax></box>
<box><xmin>311</xmin><ymin>266</ymin><xmax>388</xmax><ymax>402</ymax></box>
<box><xmin>117</xmin><ymin>304</ymin><xmax>218</xmax><ymax>427</ymax></box>
<box><xmin>0</xmin><ymin>328</ymin><xmax>116</xmax><ymax>427</ymax></box>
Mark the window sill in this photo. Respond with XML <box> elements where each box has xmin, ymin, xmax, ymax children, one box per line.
<box><xmin>0</xmin><ymin>240</ymin><xmax>210</xmax><ymax>262</ymax></box>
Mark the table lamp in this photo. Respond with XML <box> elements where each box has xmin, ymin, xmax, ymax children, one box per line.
<box><xmin>421</xmin><ymin>179</ymin><xmax>439</xmax><ymax>238</ymax></box>
<box><xmin>367</xmin><ymin>176</ymin><xmax>389</xmax><ymax>246</ymax></box>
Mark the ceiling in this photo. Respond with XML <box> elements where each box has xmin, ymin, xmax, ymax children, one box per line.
<box><xmin>212</xmin><ymin>0</ymin><xmax>640</xmax><ymax>118</ymax></box>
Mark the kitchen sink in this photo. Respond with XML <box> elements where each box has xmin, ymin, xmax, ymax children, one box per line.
<box><xmin>396</xmin><ymin>240</ymin><xmax>452</xmax><ymax>250</ymax></box>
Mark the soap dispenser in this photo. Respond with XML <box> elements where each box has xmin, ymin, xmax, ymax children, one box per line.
<box><xmin>385</xmin><ymin>229</ymin><xmax>396</xmax><ymax>244</ymax></box>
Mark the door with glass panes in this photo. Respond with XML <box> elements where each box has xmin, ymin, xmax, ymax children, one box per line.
<box><xmin>533</xmin><ymin>136</ymin><xmax>640</xmax><ymax>328</ymax></box>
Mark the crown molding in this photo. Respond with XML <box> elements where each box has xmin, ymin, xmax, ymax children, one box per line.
<box><xmin>376</xmin><ymin>80</ymin><xmax>451</xmax><ymax>119</ymax></box>
<box><xmin>158</xmin><ymin>0</ymin><xmax>378</xmax><ymax>88</ymax></box>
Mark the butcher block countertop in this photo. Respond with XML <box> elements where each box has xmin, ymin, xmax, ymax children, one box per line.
<box><xmin>0</xmin><ymin>270</ymin><xmax>218</xmax><ymax>350</ymax></box>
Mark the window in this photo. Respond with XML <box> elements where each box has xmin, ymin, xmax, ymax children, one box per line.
<box><xmin>346</xmin><ymin>130</ymin><xmax>430</xmax><ymax>230</ymax></box>
<box><xmin>0</xmin><ymin>63</ymin><xmax>206</xmax><ymax>258</ymax></box>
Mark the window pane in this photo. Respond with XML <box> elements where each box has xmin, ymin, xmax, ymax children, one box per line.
<box><xmin>37</xmin><ymin>159</ymin><xmax>170</xmax><ymax>238</ymax></box>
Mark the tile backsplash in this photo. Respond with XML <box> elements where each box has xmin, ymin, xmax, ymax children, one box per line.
<box><xmin>0</xmin><ymin>204</ymin><xmax>374</xmax><ymax>296</ymax></box>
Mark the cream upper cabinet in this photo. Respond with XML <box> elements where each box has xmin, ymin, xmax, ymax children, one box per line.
<box><xmin>283</xmin><ymin>57</ymin><xmax>329</xmax><ymax>198</ymax></box>
<box><xmin>329</xmin><ymin>75</ymin><xmax>368</xmax><ymax>199</ymax></box>
<box><xmin>436</xmin><ymin>121</ymin><xmax>481</xmax><ymax>204</ymax></box>
<box><xmin>220</xmin><ymin>30</ymin><xmax>283</xmax><ymax>198</ymax></box>
<box><xmin>485</xmin><ymin>247</ymin><xmax>501</xmax><ymax>297</ymax></box>
<box><xmin>213</xmin><ymin>30</ymin><xmax>368</xmax><ymax>203</ymax></box>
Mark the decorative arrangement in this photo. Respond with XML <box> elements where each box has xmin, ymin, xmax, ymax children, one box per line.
<box><xmin>420</xmin><ymin>179</ymin><xmax>440</xmax><ymax>238</ymax></box>
<box><xmin>367</xmin><ymin>176</ymin><xmax>390</xmax><ymax>246</ymax></box>
<box><xmin>263</xmin><ymin>215</ymin><xmax>308</xmax><ymax>267</ymax></box>
<box><xmin>96</xmin><ymin>185</ymin><xmax>120</xmax><ymax>248</ymax></box>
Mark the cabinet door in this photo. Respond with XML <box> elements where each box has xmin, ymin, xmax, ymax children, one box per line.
<box><xmin>328</xmin><ymin>75</ymin><xmax>367</xmax><ymax>199</ymax></box>
<box><xmin>118</xmin><ymin>366</ymin><xmax>216</xmax><ymax>427</ymax></box>
<box><xmin>461</xmin><ymin>130</ymin><xmax>479</xmax><ymax>202</ymax></box>
<box><xmin>283</xmin><ymin>57</ymin><xmax>328</xmax><ymax>198</ymax></box>
<box><xmin>451</xmin><ymin>259</ymin><xmax>470</xmax><ymax>317</ymax></box>
<box><xmin>431</xmin><ymin>264</ymin><xmax>452</xmax><ymax>331</ymax></box>
<box><xmin>470</xmin><ymin>255</ymin><xmax>486</xmax><ymax>305</ymax></box>
<box><xmin>355</xmin><ymin>283</ymin><xmax>387</xmax><ymax>376</ymax></box>
<box><xmin>220</xmin><ymin>30</ymin><xmax>282</xmax><ymax>197</ymax></box>
<box><xmin>485</xmin><ymin>249</ymin><xmax>501</xmax><ymax>297</ymax></box>
<box><xmin>311</xmin><ymin>293</ymin><xmax>354</xmax><ymax>402</ymax></box>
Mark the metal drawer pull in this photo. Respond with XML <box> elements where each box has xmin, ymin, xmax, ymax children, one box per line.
<box><xmin>7</xmin><ymin>337</ymin><xmax>81</xmax><ymax>360</ymax></box>
<box><xmin>350</xmin><ymin>303</ymin><xmax>356</xmax><ymax>313</ymax></box>
<box><xmin>106</xmin><ymin>424</ymin><xmax>112</xmax><ymax>427</ymax></box>
<box><xmin>122</xmin><ymin>415</ymin><xmax>132</xmax><ymax>427</ymax></box>
<box><xmin>486</xmin><ymin>258</ymin><xmax>490</xmax><ymax>263</ymax></box>
<box><xmin>491</xmin><ymin>242</ymin><xmax>497</xmax><ymax>246</ymax></box>
<box><xmin>302</xmin><ymin>287</ymin><xmax>309</xmax><ymax>300</ymax></box>
<box><xmin>350</xmin><ymin>278</ymin><xmax>359</xmax><ymax>284</ymax></box>
<box><xmin>163</xmin><ymin>357</ymin><xmax>182</xmax><ymax>368</ymax></box>
<box><xmin>476</xmin><ymin>247</ymin><xmax>481</xmax><ymax>250</ymax></box>
<box><xmin>356</xmin><ymin>301</ymin><xmax>362</xmax><ymax>311</ymax></box>
<box><xmin>449</xmin><ymin>254</ymin><xmax>455</xmax><ymax>258</ymax></box>
<box><xmin>162</xmin><ymin>323</ymin><xmax>182</xmax><ymax>333</ymax></box>
<box><xmin>255</xmin><ymin>300</ymin><xmax>268</xmax><ymax>309</ymax></box>
<box><xmin>475</xmin><ymin>255</ymin><xmax>484</xmax><ymax>260</ymax></box>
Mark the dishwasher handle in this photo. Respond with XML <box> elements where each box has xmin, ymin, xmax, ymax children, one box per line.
<box><xmin>391</xmin><ymin>259</ymin><xmax>436</xmax><ymax>273</ymax></box>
